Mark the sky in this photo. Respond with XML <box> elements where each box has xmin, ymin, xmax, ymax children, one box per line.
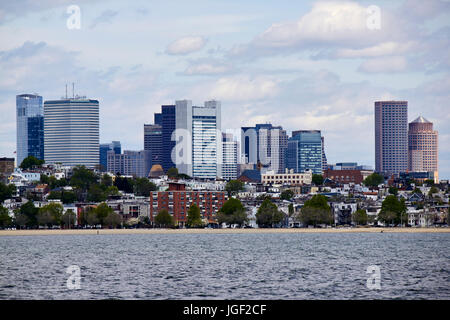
<box><xmin>0</xmin><ymin>0</ymin><xmax>449</xmax><ymax>178</ymax></box>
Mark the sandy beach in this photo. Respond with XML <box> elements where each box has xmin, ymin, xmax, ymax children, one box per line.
<box><xmin>0</xmin><ymin>227</ymin><xmax>449</xmax><ymax>236</ymax></box>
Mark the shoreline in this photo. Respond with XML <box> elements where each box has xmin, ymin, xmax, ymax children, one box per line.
<box><xmin>0</xmin><ymin>227</ymin><xmax>449</xmax><ymax>236</ymax></box>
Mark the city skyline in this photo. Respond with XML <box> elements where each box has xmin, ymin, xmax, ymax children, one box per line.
<box><xmin>0</xmin><ymin>0</ymin><xmax>449</xmax><ymax>178</ymax></box>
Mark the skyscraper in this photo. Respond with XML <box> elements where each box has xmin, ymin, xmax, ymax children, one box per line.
<box><xmin>107</xmin><ymin>150</ymin><xmax>152</xmax><ymax>178</ymax></box>
<box><xmin>222</xmin><ymin>133</ymin><xmax>238</xmax><ymax>180</ymax></box>
<box><xmin>286</xmin><ymin>130</ymin><xmax>323</xmax><ymax>175</ymax></box>
<box><xmin>175</xmin><ymin>100</ymin><xmax>222</xmax><ymax>179</ymax></box>
<box><xmin>44</xmin><ymin>97</ymin><xmax>99</xmax><ymax>167</ymax></box>
<box><xmin>144</xmin><ymin>124</ymin><xmax>162</xmax><ymax>165</ymax></box>
<box><xmin>161</xmin><ymin>105</ymin><xmax>176</xmax><ymax>172</ymax></box>
<box><xmin>408</xmin><ymin>116</ymin><xmax>438</xmax><ymax>178</ymax></box>
<box><xmin>374</xmin><ymin>101</ymin><xmax>408</xmax><ymax>175</ymax></box>
<box><xmin>241</xmin><ymin>124</ymin><xmax>288</xmax><ymax>174</ymax></box>
<box><xmin>100</xmin><ymin>141</ymin><xmax>121</xmax><ymax>171</ymax></box>
<box><xmin>16</xmin><ymin>94</ymin><xmax>44</xmax><ymax>165</ymax></box>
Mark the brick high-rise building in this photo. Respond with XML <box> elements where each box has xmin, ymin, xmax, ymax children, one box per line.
<box><xmin>408</xmin><ymin>116</ymin><xmax>438</xmax><ymax>179</ymax></box>
<box><xmin>374</xmin><ymin>101</ymin><xmax>408</xmax><ymax>175</ymax></box>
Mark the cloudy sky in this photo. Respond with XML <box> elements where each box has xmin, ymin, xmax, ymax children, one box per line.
<box><xmin>0</xmin><ymin>0</ymin><xmax>449</xmax><ymax>178</ymax></box>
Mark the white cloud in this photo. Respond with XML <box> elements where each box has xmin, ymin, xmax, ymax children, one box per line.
<box><xmin>183</xmin><ymin>62</ymin><xmax>230</xmax><ymax>75</ymax></box>
<box><xmin>166</xmin><ymin>36</ymin><xmax>206</xmax><ymax>55</ymax></box>
<box><xmin>335</xmin><ymin>42</ymin><xmax>415</xmax><ymax>58</ymax></box>
<box><xmin>358</xmin><ymin>56</ymin><xmax>408</xmax><ymax>73</ymax></box>
<box><xmin>204</xmin><ymin>76</ymin><xmax>279</xmax><ymax>101</ymax></box>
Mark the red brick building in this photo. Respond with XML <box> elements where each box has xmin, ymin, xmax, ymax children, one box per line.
<box><xmin>324</xmin><ymin>169</ymin><xmax>372</xmax><ymax>185</ymax></box>
<box><xmin>150</xmin><ymin>182</ymin><xmax>228</xmax><ymax>226</ymax></box>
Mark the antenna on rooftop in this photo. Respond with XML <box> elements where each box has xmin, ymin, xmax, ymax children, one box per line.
<box><xmin>65</xmin><ymin>84</ymin><xmax>68</xmax><ymax>99</ymax></box>
<box><xmin>72</xmin><ymin>82</ymin><xmax>75</xmax><ymax>99</ymax></box>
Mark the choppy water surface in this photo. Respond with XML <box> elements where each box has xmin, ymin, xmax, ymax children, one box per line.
<box><xmin>0</xmin><ymin>232</ymin><xmax>449</xmax><ymax>299</ymax></box>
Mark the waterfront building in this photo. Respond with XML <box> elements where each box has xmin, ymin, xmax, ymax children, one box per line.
<box><xmin>149</xmin><ymin>182</ymin><xmax>227</xmax><ymax>227</ymax></box>
<box><xmin>99</xmin><ymin>141</ymin><xmax>121</xmax><ymax>171</ymax></box>
<box><xmin>44</xmin><ymin>97</ymin><xmax>99</xmax><ymax>168</ymax></box>
<box><xmin>374</xmin><ymin>101</ymin><xmax>408</xmax><ymax>175</ymax></box>
<box><xmin>16</xmin><ymin>94</ymin><xmax>44</xmax><ymax>165</ymax></box>
<box><xmin>107</xmin><ymin>150</ymin><xmax>152</xmax><ymax>178</ymax></box>
<box><xmin>408</xmin><ymin>116</ymin><xmax>438</xmax><ymax>180</ymax></box>
<box><xmin>286</xmin><ymin>130</ymin><xmax>323</xmax><ymax>175</ymax></box>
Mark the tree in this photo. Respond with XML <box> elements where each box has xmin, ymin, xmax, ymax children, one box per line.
<box><xmin>217</xmin><ymin>198</ymin><xmax>248</xmax><ymax>227</ymax></box>
<box><xmin>256</xmin><ymin>198</ymin><xmax>285</xmax><ymax>228</ymax></box>
<box><xmin>134</xmin><ymin>178</ymin><xmax>157</xmax><ymax>196</ymax></box>
<box><xmin>38</xmin><ymin>203</ymin><xmax>64</xmax><ymax>227</ymax></box>
<box><xmin>428</xmin><ymin>186</ymin><xmax>439</xmax><ymax>197</ymax></box>
<box><xmin>103</xmin><ymin>212</ymin><xmax>122</xmax><ymax>228</ymax></box>
<box><xmin>312</xmin><ymin>174</ymin><xmax>324</xmax><ymax>186</ymax></box>
<box><xmin>95</xmin><ymin>203</ymin><xmax>113</xmax><ymax>226</ymax></box>
<box><xmin>18</xmin><ymin>201</ymin><xmax>38</xmax><ymax>228</ymax></box>
<box><xmin>83</xmin><ymin>208</ymin><xmax>99</xmax><ymax>227</ymax></box>
<box><xmin>70</xmin><ymin>166</ymin><xmax>98</xmax><ymax>191</ymax></box>
<box><xmin>378</xmin><ymin>195</ymin><xmax>407</xmax><ymax>226</ymax></box>
<box><xmin>19</xmin><ymin>156</ymin><xmax>44</xmax><ymax>170</ymax></box>
<box><xmin>100</xmin><ymin>174</ymin><xmax>113</xmax><ymax>187</ymax></box>
<box><xmin>412</xmin><ymin>188</ymin><xmax>423</xmax><ymax>195</ymax></box>
<box><xmin>225</xmin><ymin>180</ymin><xmax>244</xmax><ymax>196</ymax></box>
<box><xmin>352</xmin><ymin>209</ymin><xmax>368</xmax><ymax>226</ymax></box>
<box><xmin>280</xmin><ymin>189</ymin><xmax>294</xmax><ymax>201</ymax></box>
<box><xmin>105</xmin><ymin>186</ymin><xmax>120</xmax><ymax>197</ymax></box>
<box><xmin>299</xmin><ymin>194</ymin><xmax>333</xmax><ymax>227</ymax></box>
<box><xmin>0</xmin><ymin>182</ymin><xmax>16</xmax><ymax>203</ymax></box>
<box><xmin>186</xmin><ymin>204</ymin><xmax>203</xmax><ymax>228</ymax></box>
<box><xmin>87</xmin><ymin>184</ymin><xmax>107</xmax><ymax>202</ymax></box>
<box><xmin>363</xmin><ymin>173</ymin><xmax>384</xmax><ymax>187</ymax></box>
<box><xmin>114</xmin><ymin>176</ymin><xmax>134</xmax><ymax>193</ymax></box>
<box><xmin>61</xmin><ymin>209</ymin><xmax>76</xmax><ymax>229</ymax></box>
<box><xmin>388</xmin><ymin>187</ymin><xmax>398</xmax><ymax>196</ymax></box>
<box><xmin>0</xmin><ymin>206</ymin><xmax>12</xmax><ymax>228</ymax></box>
<box><xmin>167</xmin><ymin>167</ymin><xmax>179</xmax><ymax>179</ymax></box>
<box><xmin>424</xmin><ymin>179</ymin><xmax>435</xmax><ymax>187</ymax></box>
<box><xmin>288</xmin><ymin>203</ymin><xmax>294</xmax><ymax>217</ymax></box>
<box><xmin>154</xmin><ymin>209</ymin><xmax>174</xmax><ymax>228</ymax></box>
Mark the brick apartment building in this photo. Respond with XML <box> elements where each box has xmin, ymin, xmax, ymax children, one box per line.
<box><xmin>150</xmin><ymin>182</ymin><xmax>228</xmax><ymax>227</ymax></box>
<box><xmin>324</xmin><ymin>169</ymin><xmax>373</xmax><ymax>185</ymax></box>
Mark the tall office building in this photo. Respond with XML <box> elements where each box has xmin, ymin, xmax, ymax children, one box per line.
<box><xmin>144</xmin><ymin>124</ymin><xmax>162</xmax><ymax>165</ymax></box>
<box><xmin>107</xmin><ymin>150</ymin><xmax>152</xmax><ymax>178</ymax></box>
<box><xmin>161</xmin><ymin>105</ymin><xmax>176</xmax><ymax>172</ymax></box>
<box><xmin>99</xmin><ymin>141</ymin><xmax>121</xmax><ymax>171</ymax></box>
<box><xmin>222</xmin><ymin>133</ymin><xmax>238</xmax><ymax>180</ymax></box>
<box><xmin>408</xmin><ymin>116</ymin><xmax>438</xmax><ymax>178</ymax></box>
<box><xmin>286</xmin><ymin>130</ymin><xmax>323</xmax><ymax>175</ymax></box>
<box><xmin>241</xmin><ymin>124</ymin><xmax>288</xmax><ymax>174</ymax></box>
<box><xmin>374</xmin><ymin>101</ymin><xmax>408</xmax><ymax>175</ymax></box>
<box><xmin>175</xmin><ymin>100</ymin><xmax>222</xmax><ymax>179</ymax></box>
<box><xmin>321</xmin><ymin>136</ymin><xmax>328</xmax><ymax>172</ymax></box>
<box><xmin>16</xmin><ymin>94</ymin><xmax>44</xmax><ymax>165</ymax></box>
<box><xmin>44</xmin><ymin>98</ymin><xmax>99</xmax><ymax>167</ymax></box>
<box><xmin>154</xmin><ymin>113</ymin><xmax>162</xmax><ymax>126</ymax></box>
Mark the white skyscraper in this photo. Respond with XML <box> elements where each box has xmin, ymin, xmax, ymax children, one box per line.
<box><xmin>222</xmin><ymin>133</ymin><xmax>238</xmax><ymax>180</ymax></box>
<box><xmin>44</xmin><ymin>98</ymin><xmax>99</xmax><ymax>167</ymax></box>
<box><xmin>175</xmin><ymin>100</ymin><xmax>222</xmax><ymax>179</ymax></box>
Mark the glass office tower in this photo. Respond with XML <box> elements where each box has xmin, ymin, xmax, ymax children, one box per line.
<box><xmin>286</xmin><ymin>130</ymin><xmax>323</xmax><ymax>175</ymax></box>
<box><xmin>16</xmin><ymin>94</ymin><xmax>44</xmax><ymax>165</ymax></box>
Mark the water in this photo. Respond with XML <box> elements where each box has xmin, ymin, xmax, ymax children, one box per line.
<box><xmin>0</xmin><ymin>233</ymin><xmax>449</xmax><ymax>299</ymax></box>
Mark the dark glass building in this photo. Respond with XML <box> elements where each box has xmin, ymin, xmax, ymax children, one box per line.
<box><xmin>16</xmin><ymin>94</ymin><xmax>44</xmax><ymax>165</ymax></box>
<box><xmin>161</xmin><ymin>105</ymin><xmax>176</xmax><ymax>172</ymax></box>
<box><xmin>144</xmin><ymin>124</ymin><xmax>162</xmax><ymax>165</ymax></box>
<box><xmin>286</xmin><ymin>130</ymin><xmax>323</xmax><ymax>175</ymax></box>
<box><xmin>100</xmin><ymin>141</ymin><xmax>121</xmax><ymax>171</ymax></box>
